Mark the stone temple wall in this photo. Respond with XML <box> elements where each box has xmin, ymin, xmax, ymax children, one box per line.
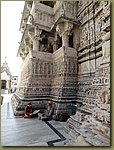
<box><xmin>11</xmin><ymin>2</ymin><xmax>110</xmax><ymax>146</ymax></box>
<box><xmin>18</xmin><ymin>51</ymin><xmax>52</xmax><ymax>99</ymax></box>
<box><xmin>11</xmin><ymin>1</ymin><xmax>79</xmax><ymax>116</ymax></box>
<box><xmin>51</xmin><ymin>47</ymin><xmax>77</xmax><ymax>115</ymax></box>
<box><xmin>65</xmin><ymin>1</ymin><xmax>110</xmax><ymax>146</ymax></box>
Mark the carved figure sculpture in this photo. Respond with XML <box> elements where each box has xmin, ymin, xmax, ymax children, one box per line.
<box><xmin>99</xmin><ymin>88</ymin><xmax>110</xmax><ymax>104</ymax></box>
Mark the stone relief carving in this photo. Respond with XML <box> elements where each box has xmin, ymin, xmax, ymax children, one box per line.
<box><xmin>102</xmin><ymin>40</ymin><xmax>110</xmax><ymax>63</ymax></box>
<box><xmin>13</xmin><ymin>2</ymin><xmax>110</xmax><ymax>146</ymax></box>
<box><xmin>89</xmin><ymin>24</ymin><xmax>94</xmax><ymax>43</ymax></box>
<box><xmin>83</xmin><ymin>27</ymin><xmax>88</xmax><ymax>41</ymax></box>
<box><xmin>93</xmin><ymin>109</ymin><xmax>110</xmax><ymax>125</ymax></box>
<box><xmin>80</xmin><ymin>61</ymin><xmax>90</xmax><ymax>74</ymax></box>
<box><xmin>84</xmin><ymin>114</ymin><xmax>91</xmax><ymax>122</ymax></box>
<box><xmin>95</xmin><ymin>15</ymin><xmax>102</xmax><ymax>39</ymax></box>
<box><xmin>99</xmin><ymin>88</ymin><xmax>110</xmax><ymax>104</ymax></box>
<box><xmin>80</xmin><ymin>25</ymin><xmax>89</xmax><ymax>48</ymax></box>
<box><xmin>27</xmin><ymin>14</ymin><xmax>34</xmax><ymax>25</ymax></box>
<box><xmin>74</xmin><ymin>111</ymin><xmax>85</xmax><ymax>122</ymax></box>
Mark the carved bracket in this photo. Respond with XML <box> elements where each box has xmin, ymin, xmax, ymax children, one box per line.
<box><xmin>56</xmin><ymin>21</ymin><xmax>73</xmax><ymax>47</ymax></box>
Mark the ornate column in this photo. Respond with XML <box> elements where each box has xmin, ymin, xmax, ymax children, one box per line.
<box><xmin>33</xmin><ymin>26</ymin><xmax>42</xmax><ymax>51</ymax></box>
<box><xmin>56</xmin><ymin>21</ymin><xmax>73</xmax><ymax>47</ymax></box>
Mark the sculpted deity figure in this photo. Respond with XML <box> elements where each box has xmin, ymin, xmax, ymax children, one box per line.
<box><xmin>99</xmin><ymin>88</ymin><xmax>110</xmax><ymax>104</ymax></box>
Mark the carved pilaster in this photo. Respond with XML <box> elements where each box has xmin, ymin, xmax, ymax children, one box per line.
<box><xmin>28</xmin><ymin>26</ymin><xmax>42</xmax><ymax>51</ymax></box>
<box><xmin>56</xmin><ymin>21</ymin><xmax>73</xmax><ymax>47</ymax></box>
<box><xmin>33</xmin><ymin>26</ymin><xmax>42</xmax><ymax>51</ymax></box>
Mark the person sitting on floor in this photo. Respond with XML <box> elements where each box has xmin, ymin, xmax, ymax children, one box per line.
<box><xmin>24</xmin><ymin>102</ymin><xmax>32</xmax><ymax>118</ymax></box>
<box><xmin>41</xmin><ymin>100</ymin><xmax>54</xmax><ymax>121</ymax></box>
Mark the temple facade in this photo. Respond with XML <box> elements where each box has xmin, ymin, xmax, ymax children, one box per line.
<box><xmin>1</xmin><ymin>59</ymin><xmax>12</xmax><ymax>94</ymax></box>
<box><xmin>11</xmin><ymin>1</ymin><xmax>110</xmax><ymax>146</ymax></box>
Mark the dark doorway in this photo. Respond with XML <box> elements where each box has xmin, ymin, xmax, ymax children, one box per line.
<box><xmin>69</xmin><ymin>33</ymin><xmax>73</xmax><ymax>48</ymax></box>
<box><xmin>1</xmin><ymin>80</ymin><xmax>6</xmax><ymax>89</ymax></box>
<box><xmin>48</xmin><ymin>42</ymin><xmax>53</xmax><ymax>53</ymax></box>
<box><xmin>57</xmin><ymin>35</ymin><xmax>62</xmax><ymax>49</ymax></box>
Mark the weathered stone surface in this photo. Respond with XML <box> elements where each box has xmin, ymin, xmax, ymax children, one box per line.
<box><xmin>12</xmin><ymin>1</ymin><xmax>110</xmax><ymax>146</ymax></box>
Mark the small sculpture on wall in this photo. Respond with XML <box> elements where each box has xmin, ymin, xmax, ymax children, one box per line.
<box><xmin>99</xmin><ymin>88</ymin><xmax>110</xmax><ymax>104</ymax></box>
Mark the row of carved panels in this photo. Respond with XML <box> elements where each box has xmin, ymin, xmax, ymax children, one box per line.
<box><xmin>34</xmin><ymin>1</ymin><xmax>77</xmax><ymax>26</ymax></box>
<box><xmin>78</xmin><ymin>1</ymin><xmax>107</xmax><ymax>13</ymax></box>
<box><xmin>17</xmin><ymin>86</ymin><xmax>77</xmax><ymax>94</ymax></box>
<box><xmin>21</xmin><ymin>59</ymin><xmax>78</xmax><ymax>77</ymax></box>
<box><xmin>17</xmin><ymin>66</ymin><xmax>109</xmax><ymax>99</ymax></box>
<box><xmin>77</xmin><ymin>1</ymin><xmax>92</xmax><ymax>16</ymax></box>
<box><xmin>78</xmin><ymin>59</ymin><xmax>97</xmax><ymax>74</ymax></box>
<box><xmin>77</xmin><ymin>1</ymin><xmax>110</xmax><ymax>20</ymax></box>
<box><xmin>78</xmin><ymin>56</ymin><xmax>110</xmax><ymax>75</ymax></box>
<box><xmin>53</xmin><ymin>48</ymin><xmax>77</xmax><ymax>60</ymax></box>
<box><xmin>78</xmin><ymin>10</ymin><xmax>110</xmax><ymax>49</ymax></box>
<box><xmin>20</xmin><ymin>74</ymin><xmax>78</xmax><ymax>82</ymax></box>
<box><xmin>92</xmin><ymin>77</ymin><xmax>110</xmax><ymax>86</ymax></box>
<box><xmin>17</xmin><ymin>92</ymin><xmax>77</xmax><ymax>99</ymax></box>
<box><xmin>95</xmin><ymin>65</ymin><xmax>110</xmax><ymax>76</ymax></box>
<box><xmin>18</xmin><ymin>85</ymin><xmax>109</xmax><ymax>102</ymax></box>
<box><xmin>76</xmin><ymin>85</ymin><xmax>110</xmax><ymax>106</ymax></box>
<box><xmin>79</xmin><ymin>23</ymin><xmax>108</xmax><ymax>49</ymax></box>
<box><xmin>80</xmin><ymin>4</ymin><xmax>109</xmax><ymax>28</ymax></box>
<box><xmin>76</xmin><ymin>85</ymin><xmax>102</xmax><ymax>97</ymax></box>
<box><xmin>19</xmin><ymin>73</ymin><xmax>77</xmax><ymax>82</ymax></box>
<box><xmin>21</xmin><ymin>74</ymin><xmax>76</xmax><ymax>84</ymax></box>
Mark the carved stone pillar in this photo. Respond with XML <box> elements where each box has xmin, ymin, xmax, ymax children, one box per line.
<box><xmin>53</xmin><ymin>41</ymin><xmax>57</xmax><ymax>52</ymax></box>
<box><xmin>33</xmin><ymin>26</ymin><xmax>42</xmax><ymax>51</ymax></box>
<box><xmin>62</xmin><ymin>32</ymin><xmax>69</xmax><ymax>47</ymax></box>
<box><xmin>56</xmin><ymin>21</ymin><xmax>73</xmax><ymax>47</ymax></box>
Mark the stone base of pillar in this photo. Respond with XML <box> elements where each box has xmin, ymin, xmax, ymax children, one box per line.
<box><xmin>11</xmin><ymin>93</ymin><xmax>77</xmax><ymax>118</ymax></box>
<box><xmin>11</xmin><ymin>93</ymin><xmax>47</xmax><ymax>116</ymax></box>
<box><xmin>52</xmin><ymin>100</ymin><xmax>76</xmax><ymax>121</ymax></box>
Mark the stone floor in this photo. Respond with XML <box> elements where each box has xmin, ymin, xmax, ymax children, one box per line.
<box><xmin>1</xmin><ymin>94</ymin><xmax>68</xmax><ymax>146</ymax></box>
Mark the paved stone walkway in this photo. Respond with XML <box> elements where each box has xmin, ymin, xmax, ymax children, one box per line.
<box><xmin>1</xmin><ymin>94</ymin><xmax>68</xmax><ymax>146</ymax></box>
